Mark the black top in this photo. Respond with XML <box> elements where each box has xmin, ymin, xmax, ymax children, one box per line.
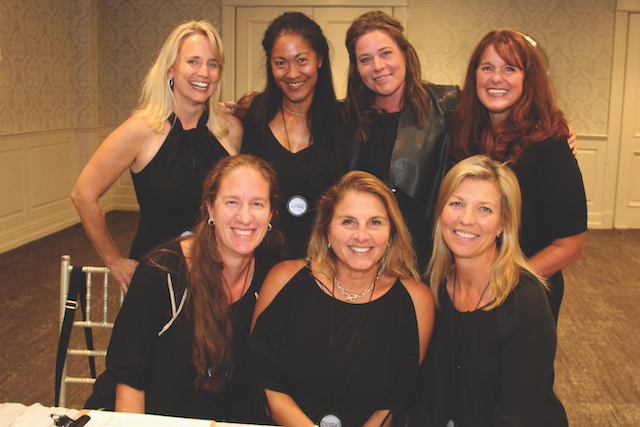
<box><xmin>97</xmin><ymin>240</ymin><xmax>276</xmax><ymax>421</ymax></box>
<box><xmin>412</xmin><ymin>273</ymin><xmax>568</xmax><ymax>427</ymax></box>
<box><xmin>249</xmin><ymin>267</ymin><xmax>420</xmax><ymax>427</ymax></box>
<box><xmin>355</xmin><ymin>111</ymin><xmax>400</xmax><ymax>180</ymax></box>
<box><xmin>242</xmin><ymin>115</ymin><xmax>339</xmax><ymax>260</ymax></box>
<box><xmin>512</xmin><ymin>138</ymin><xmax>587</xmax><ymax>320</ymax></box>
<box><xmin>129</xmin><ymin>111</ymin><xmax>229</xmax><ymax>259</ymax></box>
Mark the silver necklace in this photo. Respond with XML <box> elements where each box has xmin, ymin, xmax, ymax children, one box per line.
<box><xmin>282</xmin><ymin>103</ymin><xmax>307</xmax><ymax>117</ymax></box>
<box><xmin>333</xmin><ymin>269</ymin><xmax>382</xmax><ymax>302</ymax></box>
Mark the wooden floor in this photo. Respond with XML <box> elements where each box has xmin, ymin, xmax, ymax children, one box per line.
<box><xmin>0</xmin><ymin>211</ymin><xmax>638</xmax><ymax>425</ymax></box>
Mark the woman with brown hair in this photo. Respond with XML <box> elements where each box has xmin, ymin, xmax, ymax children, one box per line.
<box><xmin>449</xmin><ymin>30</ymin><xmax>587</xmax><ymax>322</ymax></box>
<box><xmin>85</xmin><ymin>155</ymin><xmax>282</xmax><ymax>421</ymax></box>
<box><xmin>249</xmin><ymin>171</ymin><xmax>434</xmax><ymax>427</ymax></box>
<box><xmin>343</xmin><ymin>11</ymin><xmax>459</xmax><ymax>267</ymax></box>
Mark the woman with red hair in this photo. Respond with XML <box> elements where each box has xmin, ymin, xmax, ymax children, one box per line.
<box><xmin>449</xmin><ymin>30</ymin><xmax>587</xmax><ymax>322</ymax></box>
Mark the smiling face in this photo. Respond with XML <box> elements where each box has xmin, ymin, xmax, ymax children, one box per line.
<box><xmin>475</xmin><ymin>44</ymin><xmax>524</xmax><ymax>127</ymax></box>
<box><xmin>355</xmin><ymin>29</ymin><xmax>407</xmax><ymax>112</ymax></box>
<box><xmin>168</xmin><ymin>33</ymin><xmax>220</xmax><ymax>108</ymax></box>
<box><xmin>207</xmin><ymin>167</ymin><xmax>273</xmax><ymax>260</ymax></box>
<box><xmin>441</xmin><ymin>178</ymin><xmax>503</xmax><ymax>265</ymax></box>
<box><xmin>270</xmin><ymin>32</ymin><xmax>322</xmax><ymax>110</ymax></box>
<box><xmin>327</xmin><ymin>190</ymin><xmax>391</xmax><ymax>276</ymax></box>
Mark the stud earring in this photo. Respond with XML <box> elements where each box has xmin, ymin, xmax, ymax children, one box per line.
<box><xmin>207</xmin><ymin>218</ymin><xmax>214</xmax><ymax>226</ymax></box>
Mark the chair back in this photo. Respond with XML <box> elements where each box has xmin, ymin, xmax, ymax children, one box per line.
<box><xmin>56</xmin><ymin>255</ymin><xmax>123</xmax><ymax>407</ymax></box>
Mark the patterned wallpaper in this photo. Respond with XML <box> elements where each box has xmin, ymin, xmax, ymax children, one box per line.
<box><xmin>0</xmin><ymin>0</ymin><xmax>222</xmax><ymax>135</ymax></box>
<box><xmin>101</xmin><ymin>0</ymin><xmax>222</xmax><ymax>125</ymax></box>
<box><xmin>0</xmin><ymin>0</ymin><xmax>618</xmax><ymax>135</ymax></box>
<box><xmin>0</xmin><ymin>0</ymin><xmax>77</xmax><ymax>133</ymax></box>
<box><xmin>407</xmin><ymin>0</ymin><xmax>616</xmax><ymax>135</ymax></box>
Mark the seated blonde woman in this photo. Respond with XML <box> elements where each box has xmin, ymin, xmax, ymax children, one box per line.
<box><xmin>411</xmin><ymin>155</ymin><xmax>567</xmax><ymax>426</ymax></box>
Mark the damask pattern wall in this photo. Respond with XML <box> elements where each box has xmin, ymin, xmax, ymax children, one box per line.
<box><xmin>101</xmin><ymin>0</ymin><xmax>222</xmax><ymax>126</ymax></box>
<box><xmin>407</xmin><ymin>0</ymin><xmax>615</xmax><ymax>135</ymax></box>
<box><xmin>0</xmin><ymin>0</ymin><xmax>616</xmax><ymax>135</ymax></box>
<box><xmin>0</xmin><ymin>0</ymin><xmax>221</xmax><ymax>135</ymax></box>
<box><xmin>0</xmin><ymin>0</ymin><xmax>77</xmax><ymax>134</ymax></box>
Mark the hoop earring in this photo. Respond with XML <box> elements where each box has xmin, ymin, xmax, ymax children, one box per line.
<box><xmin>268</xmin><ymin>223</ymin><xmax>272</xmax><ymax>232</ymax></box>
<box><xmin>207</xmin><ymin>218</ymin><xmax>214</xmax><ymax>226</ymax></box>
<box><xmin>168</xmin><ymin>77</ymin><xmax>174</xmax><ymax>90</ymax></box>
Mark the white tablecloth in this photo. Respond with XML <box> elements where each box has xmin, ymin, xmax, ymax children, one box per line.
<box><xmin>0</xmin><ymin>402</ymin><xmax>78</xmax><ymax>427</ymax></box>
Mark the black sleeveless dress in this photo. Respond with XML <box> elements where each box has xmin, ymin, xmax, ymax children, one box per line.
<box><xmin>129</xmin><ymin>111</ymin><xmax>228</xmax><ymax>259</ymax></box>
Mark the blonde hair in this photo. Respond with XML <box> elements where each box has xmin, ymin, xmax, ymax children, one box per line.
<box><xmin>428</xmin><ymin>155</ymin><xmax>545</xmax><ymax>310</ymax></box>
<box><xmin>308</xmin><ymin>170</ymin><xmax>419</xmax><ymax>280</ymax></box>
<box><xmin>134</xmin><ymin>20</ymin><xmax>227</xmax><ymax>136</ymax></box>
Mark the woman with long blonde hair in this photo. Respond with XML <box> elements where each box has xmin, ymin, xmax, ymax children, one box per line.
<box><xmin>72</xmin><ymin>20</ymin><xmax>242</xmax><ymax>290</ymax></box>
<box><xmin>411</xmin><ymin>155</ymin><xmax>567</xmax><ymax>426</ymax></box>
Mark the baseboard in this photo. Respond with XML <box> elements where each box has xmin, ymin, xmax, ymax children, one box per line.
<box><xmin>0</xmin><ymin>196</ymin><xmax>139</xmax><ymax>255</ymax></box>
<box><xmin>0</xmin><ymin>209</ymin><xmax>81</xmax><ymax>254</ymax></box>
<box><xmin>587</xmin><ymin>210</ymin><xmax>614</xmax><ymax>229</ymax></box>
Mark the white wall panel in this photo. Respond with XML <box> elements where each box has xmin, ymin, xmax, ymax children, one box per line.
<box><xmin>576</xmin><ymin>135</ymin><xmax>610</xmax><ymax>228</ymax></box>
<box><xmin>0</xmin><ymin>149</ymin><xmax>25</xmax><ymax>217</ymax></box>
<box><xmin>29</xmin><ymin>141</ymin><xmax>74</xmax><ymax>208</ymax></box>
<box><xmin>0</xmin><ymin>128</ymin><xmax>138</xmax><ymax>253</ymax></box>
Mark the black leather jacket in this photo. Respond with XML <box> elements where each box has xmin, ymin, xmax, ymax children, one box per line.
<box><xmin>348</xmin><ymin>84</ymin><xmax>460</xmax><ymax>221</ymax></box>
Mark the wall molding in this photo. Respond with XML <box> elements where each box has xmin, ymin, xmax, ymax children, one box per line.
<box><xmin>0</xmin><ymin>127</ymin><xmax>138</xmax><ymax>254</ymax></box>
<box><xmin>575</xmin><ymin>134</ymin><xmax>612</xmax><ymax>229</ymax></box>
<box><xmin>617</xmin><ymin>0</ymin><xmax>640</xmax><ymax>12</ymax></box>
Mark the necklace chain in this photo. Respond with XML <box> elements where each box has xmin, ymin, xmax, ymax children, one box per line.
<box><xmin>452</xmin><ymin>269</ymin><xmax>491</xmax><ymax>311</ymax></box>
<box><xmin>223</xmin><ymin>258</ymin><xmax>253</xmax><ymax>309</ymax></box>
<box><xmin>333</xmin><ymin>269</ymin><xmax>382</xmax><ymax>302</ymax></box>
<box><xmin>282</xmin><ymin>103</ymin><xmax>307</xmax><ymax>117</ymax></box>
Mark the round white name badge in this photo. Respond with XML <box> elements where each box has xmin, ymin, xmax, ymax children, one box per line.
<box><xmin>319</xmin><ymin>413</ymin><xmax>342</xmax><ymax>427</ymax></box>
<box><xmin>287</xmin><ymin>195</ymin><xmax>308</xmax><ymax>217</ymax></box>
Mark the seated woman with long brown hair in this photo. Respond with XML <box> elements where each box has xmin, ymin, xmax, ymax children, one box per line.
<box><xmin>85</xmin><ymin>155</ymin><xmax>282</xmax><ymax>422</ymax></box>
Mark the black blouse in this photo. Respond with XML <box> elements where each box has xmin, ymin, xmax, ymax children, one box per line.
<box><xmin>411</xmin><ymin>273</ymin><xmax>568</xmax><ymax>427</ymax></box>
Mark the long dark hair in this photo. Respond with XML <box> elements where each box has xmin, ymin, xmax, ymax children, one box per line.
<box><xmin>243</xmin><ymin>12</ymin><xmax>346</xmax><ymax>180</ymax></box>
<box><xmin>344</xmin><ymin>11</ymin><xmax>430</xmax><ymax>143</ymax></box>
<box><xmin>450</xmin><ymin>30</ymin><xmax>568</xmax><ymax>165</ymax></box>
<box><xmin>147</xmin><ymin>155</ymin><xmax>282</xmax><ymax>392</ymax></box>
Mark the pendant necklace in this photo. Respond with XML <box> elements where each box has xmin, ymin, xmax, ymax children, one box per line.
<box><xmin>281</xmin><ymin>105</ymin><xmax>309</xmax><ymax>218</ymax></box>
<box><xmin>225</xmin><ymin>258</ymin><xmax>253</xmax><ymax>317</ymax></box>
<box><xmin>314</xmin><ymin>269</ymin><xmax>380</xmax><ymax>427</ymax></box>
<box><xmin>449</xmin><ymin>270</ymin><xmax>490</xmax><ymax>426</ymax></box>
<box><xmin>210</xmin><ymin>257</ymin><xmax>253</xmax><ymax>379</ymax></box>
